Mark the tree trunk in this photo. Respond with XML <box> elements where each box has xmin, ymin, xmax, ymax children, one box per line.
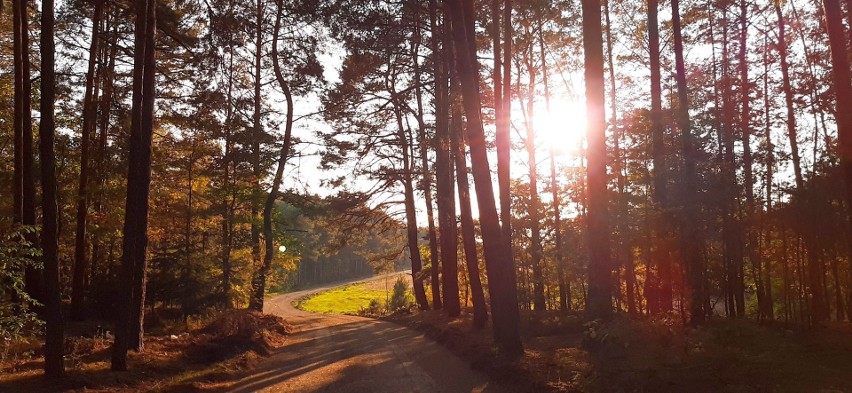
<box><xmin>447</xmin><ymin>0</ymin><xmax>522</xmax><ymax>357</ymax></box>
<box><xmin>647</xmin><ymin>0</ymin><xmax>671</xmax><ymax>314</ymax></box>
<box><xmin>112</xmin><ymin>0</ymin><xmax>156</xmax><ymax>371</ymax></box>
<box><xmin>40</xmin><ymin>0</ymin><xmax>64</xmax><ymax>377</ymax></box>
<box><xmin>581</xmin><ymin>0</ymin><xmax>613</xmax><ymax>320</ymax></box>
<box><xmin>822</xmin><ymin>0</ymin><xmax>852</xmax><ymax>321</ymax></box>
<box><xmin>434</xmin><ymin>11</ymin><xmax>460</xmax><ymax>316</ymax></box>
<box><xmin>522</xmin><ymin>46</ymin><xmax>545</xmax><ymax>312</ymax></box>
<box><xmin>398</xmin><ymin>106</ymin><xmax>430</xmax><ymax>311</ymax></box>
<box><xmin>250</xmin><ymin>0</ymin><xmax>295</xmax><ymax>312</ymax></box>
<box><xmin>72</xmin><ymin>0</ymin><xmax>105</xmax><ymax>322</ymax></box>
<box><xmin>453</xmin><ymin>88</ymin><xmax>488</xmax><ymax>328</ymax></box>
<box><xmin>250</xmin><ymin>0</ymin><xmax>264</xmax><ymax>300</ymax></box>
<box><xmin>426</xmin><ymin>0</ymin><xmax>444</xmax><ymax>310</ymax></box>
<box><xmin>492</xmin><ymin>0</ymin><xmax>514</xmax><ymax>251</ymax></box>
<box><xmin>673</xmin><ymin>0</ymin><xmax>704</xmax><ymax>324</ymax></box>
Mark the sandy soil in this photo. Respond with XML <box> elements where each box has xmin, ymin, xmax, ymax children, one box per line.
<box><xmin>228</xmin><ymin>273</ymin><xmax>504</xmax><ymax>393</ymax></box>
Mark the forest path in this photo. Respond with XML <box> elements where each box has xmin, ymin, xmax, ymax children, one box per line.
<box><xmin>228</xmin><ymin>273</ymin><xmax>503</xmax><ymax>393</ymax></box>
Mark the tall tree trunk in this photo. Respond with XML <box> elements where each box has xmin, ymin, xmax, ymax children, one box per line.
<box><xmin>434</xmin><ymin>9</ymin><xmax>460</xmax><ymax>317</ymax></box>
<box><xmin>673</xmin><ymin>0</ymin><xmax>704</xmax><ymax>324</ymax></box>
<box><xmin>774</xmin><ymin>1</ymin><xmax>803</xmax><ymax>190</ymax></box>
<box><xmin>605</xmin><ymin>0</ymin><xmax>633</xmax><ymax>316</ymax></box>
<box><xmin>91</xmin><ymin>6</ymin><xmax>118</xmax><ymax>293</ymax></box>
<box><xmin>72</xmin><ymin>0</ymin><xmax>105</xmax><ymax>322</ymax></box>
<box><xmin>13</xmin><ymin>0</ymin><xmax>42</xmax><ymax>303</ymax></box>
<box><xmin>492</xmin><ymin>0</ymin><xmax>514</xmax><ymax>251</ymax></box>
<box><xmin>250</xmin><ymin>1</ymin><xmax>295</xmax><ymax>312</ymax></box>
<box><xmin>739</xmin><ymin>0</ymin><xmax>766</xmax><ymax>321</ymax></box>
<box><xmin>522</xmin><ymin>46</ymin><xmax>545</xmax><ymax>312</ymax></box>
<box><xmin>112</xmin><ymin>0</ymin><xmax>156</xmax><ymax>371</ymax></box>
<box><xmin>539</xmin><ymin>21</ymin><xmax>569</xmax><ymax>313</ymax></box>
<box><xmin>221</xmin><ymin>4</ymin><xmax>236</xmax><ymax>306</ymax></box>
<box><xmin>40</xmin><ymin>0</ymin><xmax>64</xmax><ymax>377</ymax></box>
<box><xmin>447</xmin><ymin>0</ymin><xmax>522</xmax><ymax>357</ymax></box>
<box><xmin>822</xmin><ymin>0</ymin><xmax>852</xmax><ymax>321</ymax></box>
<box><xmin>398</xmin><ymin>107</ymin><xmax>430</xmax><ymax>311</ymax></box>
<box><xmin>581</xmin><ymin>0</ymin><xmax>613</xmax><ymax>320</ymax></box>
<box><xmin>250</xmin><ymin>0</ymin><xmax>264</xmax><ymax>298</ymax></box>
<box><xmin>426</xmin><ymin>0</ymin><xmax>443</xmax><ymax>310</ymax></box>
<box><xmin>453</xmin><ymin>86</ymin><xmax>488</xmax><ymax>328</ymax></box>
<box><xmin>647</xmin><ymin>0</ymin><xmax>671</xmax><ymax>314</ymax></box>
<box><xmin>763</xmin><ymin>33</ymin><xmax>775</xmax><ymax>321</ymax></box>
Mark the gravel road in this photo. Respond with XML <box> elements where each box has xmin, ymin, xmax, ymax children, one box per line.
<box><xmin>227</xmin><ymin>273</ymin><xmax>504</xmax><ymax>393</ymax></box>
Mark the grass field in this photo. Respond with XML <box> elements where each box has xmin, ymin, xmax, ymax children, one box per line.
<box><xmin>296</xmin><ymin>273</ymin><xmax>411</xmax><ymax>315</ymax></box>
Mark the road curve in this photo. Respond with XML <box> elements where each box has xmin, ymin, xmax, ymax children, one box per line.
<box><xmin>228</xmin><ymin>273</ymin><xmax>503</xmax><ymax>393</ymax></box>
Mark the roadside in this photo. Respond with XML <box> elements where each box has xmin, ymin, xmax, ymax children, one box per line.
<box><xmin>0</xmin><ymin>310</ymin><xmax>290</xmax><ymax>393</ymax></box>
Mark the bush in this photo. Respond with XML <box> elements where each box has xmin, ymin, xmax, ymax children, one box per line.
<box><xmin>388</xmin><ymin>276</ymin><xmax>412</xmax><ymax>312</ymax></box>
<box><xmin>0</xmin><ymin>226</ymin><xmax>43</xmax><ymax>343</ymax></box>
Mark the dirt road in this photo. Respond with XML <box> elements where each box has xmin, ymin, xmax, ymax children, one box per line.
<box><xmin>228</xmin><ymin>273</ymin><xmax>503</xmax><ymax>393</ymax></box>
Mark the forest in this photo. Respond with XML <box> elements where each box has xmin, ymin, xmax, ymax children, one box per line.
<box><xmin>1</xmin><ymin>0</ymin><xmax>852</xmax><ymax>390</ymax></box>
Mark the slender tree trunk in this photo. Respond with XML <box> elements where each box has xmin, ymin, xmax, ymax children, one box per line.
<box><xmin>522</xmin><ymin>47</ymin><xmax>545</xmax><ymax>312</ymax></box>
<box><xmin>12</xmin><ymin>0</ymin><xmax>23</xmax><ymax>227</ymax></box>
<box><xmin>763</xmin><ymin>35</ymin><xmax>775</xmax><ymax>321</ymax></box>
<box><xmin>112</xmin><ymin>0</ymin><xmax>155</xmax><ymax>371</ymax></box>
<box><xmin>822</xmin><ymin>0</ymin><xmax>852</xmax><ymax>321</ymax></box>
<box><xmin>453</xmin><ymin>87</ymin><xmax>488</xmax><ymax>328</ymax></box>
<box><xmin>72</xmin><ymin>0</ymin><xmax>105</xmax><ymax>322</ymax></box>
<box><xmin>447</xmin><ymin>0</ymin><xmax>522</xmax><ymax>357</ymax></box>
<box><xmin>14</xmin><ymin>0</ymin><xmax>42</xmax><ymax>303</ymax></box>
<box><xmin>398</xmin><ymin>107</ymin><xmax>430</xmax><ymax>311</ymax></box>
<box><xmin>426</xmin><ymin>0</ymin><xmax>444</xmax><ymax>310</ymax></box>
<box><xmin>581</xmin><ymin>0</ymin><xmax>613</xmax><ymax>320</ymax></box>
<box><xmin>434</xmin><ymin>9</ymin><xmax>460</xmax><ymax>316</ymax></box>
<box><xmin>250</xmin><ymin>1</ymin><xmax>295</xmax><ymax>312</ymax></box>
<box><xmin>774</xmin><ymin>1</ymin><xmax>803</xmax><ymax>190</ymax></box>
<box><xmin>739</xmin><ymin>0</ymin><xmax>765</xmax><ymax>320</ymax></box>
<box><xmin>493</xmin><ymin>0</ymin><xmax>513</xmax><ymax>250</ymax></box>
<box><xmin>673</xmin><ymin>0</ymin><xmax>704</xmax><ymax>324</ymax></box>
<box><xmin>250</xmin><ymin>0</ymin><xmax>264</xmax><ymax>298</ymax></box>
<box><xmin>40</xmin><ymin>0</ymin><xmax>64</xmax><ymax>377</ymax></box>
<box><xmin>91</xmin><ymin>7</ymin><xmax>118</xmax><ymax>295</ymax></box>
<box><xmin>539</xmin><ymin>22</ymin><xmax>569</xmax><ymax>313</ymax></box>
<box><xmin>647</xmin><ymin>0</ymin><xmax>670</xmax><ymax>314</ymax></box>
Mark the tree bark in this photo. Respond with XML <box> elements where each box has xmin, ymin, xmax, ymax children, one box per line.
<box><xmin>112</xmin><ymin>0</ymin><xmax>156</xmax><ymax>371</ymax></box>
<box><xmin>822</xmin><ymin>0</ymin><xmax>852</xmax><ymax>321</ymax></box>
<box><xmin>250</xmin><ymin>0</ymin><xmax>295</xmax><ymax>312</ymax></box>
<box><xmin>40</xmin><ymin>0</ymin><xmax>64</xmax><ymax>377</ymax></box>
<box><xmin>434</xmin><ymin>9</ymin><xmax>460</xmax><ymax>316</ymax></box>
<box><xmin>447</xmin><ymin>0</ymin><xmax>522</xmax><ymax>357</ymax></box>
<box><xmin>647</xmin><ymin>0</ymin><xmax>671</xmax><ymax>314</ymax></box>
<box><xmin>581</xmin><ymin>0</ymin><xmax>613</xmax><ymax>320</ymax></box>
<box><xmin>250</xmin><ymin>0</ymin><xmax>264</xmax><ymax>300</ymax></box>
<box><xmin>453</xmin><ymin>88</ymin><xmax>488</xmax><ymax>328</ymax></box>
<box><xmin>72</xmin><ymin>0</ymin><xmax>105</xmax><ymax>322</ymax></box>
<box><xmin>426</xmin><ymin>0</ymin><xmax>444</xmax><ymax>310</ymax></box>
<box><xmin>672</xmin><ymin>0</ymin><xmax>704</xmax><ymax>324</ymax></box>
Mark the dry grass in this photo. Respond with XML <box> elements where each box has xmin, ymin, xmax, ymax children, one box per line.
<box><xmin>389</xmin><ymin>310</ymin><xmax>852</xmax><ymax>392</ymax></box>
<box><xmin>0</xmin><ymin>310</ymin><xmax>291</xmax><ymax>393</ymax></box>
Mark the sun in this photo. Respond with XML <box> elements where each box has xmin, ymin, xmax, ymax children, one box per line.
<box><xmin>535</xmin><ymin>97</ymin><xmax>587</xmax><ymax>152</ymax></box>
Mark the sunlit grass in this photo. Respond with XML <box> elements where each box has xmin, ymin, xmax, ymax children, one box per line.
<box><xmin>297</xmin><ymin>283</ymin><xmax>390</xmax><ymax>314</ymax></box>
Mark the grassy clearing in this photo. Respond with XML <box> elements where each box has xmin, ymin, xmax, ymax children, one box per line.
<box><xmin>297</xmin><ymin>283</ymin><xmax>391</xmax><ymax>314</ymax></box>
<box><xmin>296</xmin><ymin>273</ymin><xmax>412</xmax><ymax>315</ymax></box>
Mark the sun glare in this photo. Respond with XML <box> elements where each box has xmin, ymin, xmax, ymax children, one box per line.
<box><xmin>535</xmin><ymin>98</ymin><xmax>587</xmax><ymax>152</ymax></box>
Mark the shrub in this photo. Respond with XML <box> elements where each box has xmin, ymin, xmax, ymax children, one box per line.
<box><xmin>388</xmin><ymin>276</ymin><xmax>412</xmax><ymax>312</ymax></box>
<box><xmin>0</xmin><ymin>226</ymin><xmax>43</xmax><ymax>343</ymax></box>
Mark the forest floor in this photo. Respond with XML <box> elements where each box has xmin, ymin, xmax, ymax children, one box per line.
<box><xmin>0</xmin><ymin>310</ymin><xmax>291</xmax><ymax>393</ymax></box>
<box><xmin>388</xmin><ymin>309</ymin><xmax>852</xmax><ymax>392</ymax></box>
